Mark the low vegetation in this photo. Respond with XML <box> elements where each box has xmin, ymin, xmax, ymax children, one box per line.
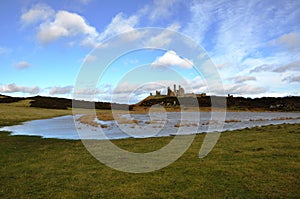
<box><xmin>139</xmin><ymin>95</ymin><xmax>300</xmax><ymax>111</ymax></box>
<box><xmin>1</xmin><ymin>123</ymin><xmax>299</xmax><ymax>198</ymax></box>
<box><xmin>0</xmin><ymin>103</ymin><xmax>71</xmax><ymax>127</ymax></box>
<box><xmin>174</xmin><ymin>123</ymin><xmax>198</xmax><ymax>127</ymax></box>
<box><xmin>0</xmin><ymin>100</ymin><xmax>299</xmax><ymax>198</ymax></box>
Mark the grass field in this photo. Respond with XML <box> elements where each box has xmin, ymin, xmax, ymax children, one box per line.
<box><xmin>0</xmin><ymin>103</ymin><xmax>71</xmax><ymax>127</ymax></box>
<box><xmin>0</xmin><ymin>104</ymin><xmax>299</xmax><ymax>198</ymax></box>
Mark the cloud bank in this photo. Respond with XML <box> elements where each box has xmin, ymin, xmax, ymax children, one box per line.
<box><xmin>0</xmin><ymin>83</ymin><xmax>40</xmax><ymax>94</ymax></box>
<box><xmin>49</xmin><ymin>86</ymin><xmax>73</xmax><ymax>95</ymax></box>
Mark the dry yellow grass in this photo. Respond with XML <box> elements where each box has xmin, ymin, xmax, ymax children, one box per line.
<box><xmin>225</xmin><ymin>119</ymin><xmax>242</xmax><ymax>123</ymax></box>
<box><xmin>76</xmin><ymin>115</ymin><xmax>99</xmax><ymax>127</ymax></box>
<box><xmin>174</xmin><ymin>123</ymin><xmax>198</xmax><ymax>127</ymax></box>
<box><xmin>0</xmin><ymin>104</ymin><xmax>71</xmax><ymax>126</ymax></box>
<box><xmin>6</xmin><ymin>99</ymin><xmax>33</xmax><ymax>107</ymax></box>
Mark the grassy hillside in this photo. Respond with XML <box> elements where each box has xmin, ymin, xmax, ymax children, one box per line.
<box><xmin>136</xmin><ymin>95</ymin><xmax>300</xmax><ymax>111</ymax></box>
<box><xmin>1</xmin><ymin>94</ymin><xmax>300</xmax><ymax>111</ymax></box>
<box><xmin>0</xmin><ymin>103</ymin><xmax>71</xmax><ymax>127</ymax></box>
<box><xmin>0</xmin><ymin>94</ymin><xmax>129</xmax><ymax>110</ymax></box>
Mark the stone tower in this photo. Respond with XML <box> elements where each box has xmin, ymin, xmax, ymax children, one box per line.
<box><xmin>173</xmin><ymin>84</ymin><xmax>176</xmax><ymax>94</ymax></box>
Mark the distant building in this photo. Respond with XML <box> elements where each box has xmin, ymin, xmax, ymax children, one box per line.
<box><xmin>167</xmin><ymin>84</ymin><xmax>185</xmax><ymax>97</ymax></box>
<box><xmin>167</xmin><ymin>86</ymin><xmax>175</xmax><ymax>96</ymax></box>
<box><xmin>152</xmin><ymin>84</ymin><xmax>204</xmax><ymax>97</ymax></box>
<box><xmin>178</xmin><ymin>85</ymin><xmax>184</xmax><ymax>96</ymax></box>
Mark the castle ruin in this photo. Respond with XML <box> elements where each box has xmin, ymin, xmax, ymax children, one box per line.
<box><xmin>167</xmin><ymin>84</ymin><xmax>185</xmax><ymax>97</ymax></box>
<box><xmin>153</xmin><ymin>84</ymin><xmax>185</xmax><ymax>97</ymax></box>
<box><xmin>153</xmin><ymin>84</ymin><xmax>206</xmax><ymax>98</ymax></box>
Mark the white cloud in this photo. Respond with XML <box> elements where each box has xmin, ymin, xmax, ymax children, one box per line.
<box><xmin>225</xmin><ymin>84</ymin><xmax>267</xmax><ymax>95</ymax></box>
<box><xmin>21</xmin><ymin>4</ymin><xmax>54</xmax><ymax>26</ymax></box>
<box><xmin>111</xmin><ymin>79</ymin><xmax>266</xmax><ymax>99</ymax></box>
<box><xmin>113</xmin><ymin>80</ymin><xmax>207</xmax><ymax>99</ymax></box>
<box><xmin>22</xmin><ymin>3</ymin><xmax>184</xmax><ymax>50</ymax></box>
<box><xmin>145</xmin><ymin>23</ymin><xmax>180</xmax><ymax>47</ymax></box>
<box><xmin>113</xmin><ymin>82</ymin><xmax>140</xmax><ymax>95</ymax></box>
<box><xmin>275</xmin><ymin>32</ymin><xmax>300</xmax><ymax>51</ymax></box>
<box><xmin>38</xmin><ymin>10</ymin><xmax>98</xmax><ymax>44</ymax></box>
<box><xmin>250</xmin><ymin>64</ymin><xmax>274</xmax><ymax>73</ymax></box>
<box><xmin>148</xmin><ymin>0</ymin><xmax>180</xmax><ymax>22</ymax></box>
<box><xmin>273</xmin><ymin>61</ymin><xmax>300</xmax><ymax>72</ymax></box>
<box><xmin>113</xmin><ymin>82</ymin><xmax>166</xmax><ymax>95</ymax></box>
<box><xmin>84</xmin><ymin>55</ymin><xmax>97</xmax><ymax>63</ymax></box>
<box><xmin>21</xmin><ymin>4</ymin><xmax>143</xmax><ymax>48</ymax></box>
<box><xmin>210</xmin><ymin>1</ymin><xmax>267</xmax><ymax>65</ymax></box>
<box><xmin>182</xmin><ymin>76</ymin><xmax>207</xmax><ymax>93</ymax></box>
<box><xmin>80</xmin><ymin>37</ymin><xmax>99</xmax><ymax>48</ymax></box>
<box><xmin>152</xmin><ymin>50</ymin><xmax>193</xmax><ymax>69</ymax></box>
<box><xmin>15</xmin><ymin>61</ymin><xmax>31</xmax><ymax>69</ymax></box>
<box><xmin>229</xmin><ymin>76</ymin><xmax>256</xmax><ymax>83</ymax></box>
<box><xmin>111</xmin><ymin>76</ymin><xmax>263</xmax><ymax>97</ymax></box>
<box><xmin>21</xmin><ymin>4</ymin><xmax>99</xmax><ymax>47</ymax></box>
<box><xmin>111</xmin><ymin>81</ymin><xmax>169</xmax><ymax>103</ymax></box>
<box><xmin>215</xmin><ymin>62</ymin><xmax>229</xmax><ymax>69</ymax></box>
<box><xmin>74</xmin><ymin>88</ymin><xmax>104</xmax><ymax>96</ymax></box>
<box><xmin>183</xmin><ymin>0</ymin><xmax>300</xmax><ymax>80</ymax></box>
<box><xmin>0</xmin><ymin>83</ymin><xmax>40</xmax><ymax>94</ymax></box>
<box><xmin>76</xmin><ymin>0</ymin><xmax>91</xmax><ymax>4</ymax></box>
<box><xmin>49</xmin><ymin>86</ymin><xmax>73</xmax><ymax>95</ymax></box>
<box><xmin>283</xmin><ymin>75</ymin><xmax>300</xmax><ymax>83</ymax></box>
<box><xmin>97</xmin><ymin>13</ymin><xmax>138</xmax><ymax>42</ymax></box>
<box><xmin>184</xmin><ymin>0</ymin><xmax>216</xmax><ymax>46</ymax></box>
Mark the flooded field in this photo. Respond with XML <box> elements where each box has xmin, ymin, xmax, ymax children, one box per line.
<box><xmin>1</xmin><ymin>112</ymin><xmax>300</xmax><ymax>140</ymax></box>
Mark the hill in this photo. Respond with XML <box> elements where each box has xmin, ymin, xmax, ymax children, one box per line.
<box><xmin>0</xmin><ymin>94</ymin><xmax>130</xmax><ymax>110</ymax></box>
<box><xmin>134</xmin><ymin>95</ymin><xmax>300</xmax><ymax>111</ymax></box>
<box><xmin>1</xmin><ymin>94</ymin><xmax>299</xmax><ymax>111</ymax></box>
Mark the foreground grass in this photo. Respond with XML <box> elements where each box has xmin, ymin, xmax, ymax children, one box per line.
<box><xmin>0</xmin><ymin>103</ymin><xmax>71</xmax><ymax>127</ymax></box>
<box><xmin>1</xmin><ymin>103</ymin><xmax>299</xmax><ymax>197</ymax></box>
<box><xmin>1</xmin><ymin>123</ymin><xmax>299</xmax><ymax>198</ymax></box>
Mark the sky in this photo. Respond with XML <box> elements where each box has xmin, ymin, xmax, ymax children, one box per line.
<box><xmin>0</xmin><ymin>0</ymin><xmax>299</xmax><ymax>103</ymax></box>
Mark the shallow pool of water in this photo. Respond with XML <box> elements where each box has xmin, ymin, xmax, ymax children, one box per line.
<box><xmin>1</xmin><ymin>112</ymin><xmax>299</xmax><ymax>140</ymax></box>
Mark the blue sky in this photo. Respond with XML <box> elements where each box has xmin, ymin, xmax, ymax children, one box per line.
<box><xmin>0</xmin><ymin>0</ymin><xmax>299</xmax><ymax>103</ymax></box>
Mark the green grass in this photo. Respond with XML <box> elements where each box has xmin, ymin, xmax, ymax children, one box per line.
<box><xmin>0</xmin><ymin>123</ymin><xmax>299</xmax><ymax>198</ymax></box>
<box><xmin>0</xmin><ymin>104</ymin><xmax>71</xmax><ymax>126</ymax></box>
<box><xmin>0</xmin><ymin>104</ymin><xmax>299</xmax><ymax>198</ymax></box>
